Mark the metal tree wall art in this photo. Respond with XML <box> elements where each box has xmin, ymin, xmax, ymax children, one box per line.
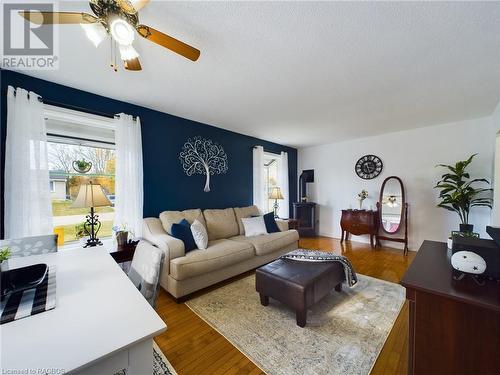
<box><xmin>179</xmin><ymin>137</ymin><xmax>228</xmax><ymax>192</ymax></box>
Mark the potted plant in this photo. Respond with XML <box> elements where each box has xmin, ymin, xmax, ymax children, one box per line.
<box><xmin>72</xmin><ymin>159</ymin><xmax>92</xmax><ymax>173</ymax></box>
<box><xmin>0</xmin><ymin>247</ymin><xmax>12</xmax><ymax>273</ymax></box>
<box><xmin>435</xmin><ymin>154</ymin><xmax>493</xmax><ymax>234</ymax></box>
<box><xmin>357</xmin><ymin>189</ymin><xmax>368</xmax><ymax>210</ymax></box>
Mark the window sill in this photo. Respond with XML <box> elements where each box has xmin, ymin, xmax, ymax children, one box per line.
<box><xmin>58</xmin><ymin>237</ymin><xmax>116</xmax><ymax>253</ymax></box>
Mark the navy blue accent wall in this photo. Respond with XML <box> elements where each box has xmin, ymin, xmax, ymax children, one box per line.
<box><xmin>0</xmin><ymin>69</ymin><xmax>297</xmax><ymax>233</ymax></box>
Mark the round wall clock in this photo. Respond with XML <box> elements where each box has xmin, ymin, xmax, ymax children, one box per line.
<box><xmin>355</xmin><ymin>155</ymin><xmax>383</xmax><ymax>180</ymax></box>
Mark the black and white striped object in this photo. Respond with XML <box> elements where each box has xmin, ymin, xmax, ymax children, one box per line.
<box><xmin>0</xmin><ymin>267</ymin><xmax>56</xmax><ymax>324</ymax></box>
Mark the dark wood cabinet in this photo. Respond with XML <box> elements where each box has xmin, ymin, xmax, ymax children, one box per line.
<box><xmin>292</xmin><ymin>202</ymin><xmax>318</xmax><ymax>237</ymax></box>
<box><xmin>340</xmin><ymin>209</ymin><xmax>378</xmax><ymax>248</ymax></box>
<box><xmin>401</xmin><ymin>241</ymin><xmax>500</xmax><ymax>375</ymax></box>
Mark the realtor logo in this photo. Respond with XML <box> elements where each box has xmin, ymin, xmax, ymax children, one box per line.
<box><xmin>2</xmin><ymin>2</ymin><xmax>59</xmax><ymax>70</ymax></box>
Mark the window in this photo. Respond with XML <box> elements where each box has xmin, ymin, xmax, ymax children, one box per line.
<box><xmin>45</xmin><ymin>105</ymin><xmax>116</xmax><ymax>246</ymax></box>
<box><xmin>264</xmin><ymin>153</ymin><xmax>280</xmax><ymax>213</ymax></box>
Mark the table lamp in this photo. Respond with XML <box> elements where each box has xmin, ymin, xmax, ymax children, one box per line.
<box><xmin>72</xmin><ymin>182</ymin><xmax>111</xmax><ymax>248</ymax></box>
<box><xmin>269</xmin><ymin>186</ymin><xmax>284</xmax><ymax>218</ymax></box>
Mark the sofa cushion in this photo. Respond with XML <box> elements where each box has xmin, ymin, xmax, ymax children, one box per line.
<box><xmin>234</xmin><ymin>205</ymin><xmax>261</xmax><ymax>235</ymax></box>
<box><xmin>231</xmin><ymin>230</ymin><xmax>299</xmax><ymax>256</ymax></box>
<box><xmin>171</xmin><ymin>219</ymin><xmax>197</xmax><ymax>252</ymax></box>
<box><xmin>191</xmin><ymin>219</ymin><xmax>208</xmax><ymax>250</ymax></box>
<box><xmin>263</xmin><ymin>212</ymin><xmax>280</xmax><ymax>233</ymax></box>
<box><xmin>160</xmin><ymin>209</ymin><xmax>203</xmax><ymax>235</ymax></box>
<box><xmin>203</xmin><ymin>208</ymin><xmax>239</xmax><ymax>240</ymax></box>
<box><xmin>169</xmin><ymin>239</ymin><xmax>254</xmax><ymax>280</ymax></box>
<box><xmin>242</xmin><ymin>216</ymin><xmax>267</xmax><ymax>237</ymax></box>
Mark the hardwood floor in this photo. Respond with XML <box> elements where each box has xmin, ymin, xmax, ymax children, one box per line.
<box><xmin>153</xmin><ymin>237</ymin><xmax>416</xmax><ymax>375</ymax></box>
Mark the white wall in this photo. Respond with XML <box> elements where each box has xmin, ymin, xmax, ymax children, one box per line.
<box><xmin>299</xmin><ymin>117</ymin><xmax>496</xmax><ymax>250</ymax></box>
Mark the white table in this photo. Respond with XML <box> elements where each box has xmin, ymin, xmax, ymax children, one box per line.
<box><xmin>0</xmin><ymin>248</ymin><xmax>167</xmax><ymax>374</ymax></box>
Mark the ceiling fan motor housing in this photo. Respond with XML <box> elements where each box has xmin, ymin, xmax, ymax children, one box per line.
<box><xmin>89</xmin><ymin>0</ymin><xmax>139</xmax><ymax>32</ymax></box>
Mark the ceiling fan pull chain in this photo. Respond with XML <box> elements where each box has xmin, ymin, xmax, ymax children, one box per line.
<box><xmin>114</xmin><ymin>41</ymin><xmax>118</xmax><ymax>72</ymax></box>
<box><xmin>109</xmin><ymin>37</ymin><xmax>113</xmax><ymax>70</ymax></box>
<box><xmin>109</xmin><ymin>38</ymin><xmax>118</xmax><ymax>72</ymax></box>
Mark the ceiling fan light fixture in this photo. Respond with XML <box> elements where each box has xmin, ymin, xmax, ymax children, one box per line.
<box><xmin>110</xmin><ymin>17</ymin><xmax>135</xmax><ymax>45</ymax></box>
<box><xmin>81</xmin><ymin>22</ymin><xmax>107</xmax><ymax>47</ymax></box>
<box><xmin>119</xmin><ymin>43</ymin><xmax>139</xmax><ymax>61</ymax></box>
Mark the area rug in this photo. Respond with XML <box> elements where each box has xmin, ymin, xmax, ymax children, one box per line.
<box><xmin>114</xmin><ymin>341</ymin><xmax>177</xmax><ymax>375</ymax></box>
<box><xmin>153</xmin><ymin>341</ymin><xmax>178</xmax><ymax>375</ymax></box>
<box><xmin>186</xmin><ymin>274</ymin><xmax>405</xmax><ymax>375</ymax></box>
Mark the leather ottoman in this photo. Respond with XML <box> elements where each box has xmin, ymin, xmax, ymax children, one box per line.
<box><xmin>255</xmin><ymin>258</ymin><xmax>344</xmax><ymax>327</ymax></box>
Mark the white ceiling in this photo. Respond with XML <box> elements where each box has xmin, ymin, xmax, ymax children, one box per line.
<box><xmin>19</xmin><ymin>1</ymin><xmax>500</xmax><ymax>148</ymax></box>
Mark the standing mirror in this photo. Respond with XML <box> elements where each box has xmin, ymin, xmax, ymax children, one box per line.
<box><xmin>377</xmin><ymin>176</ymin><xmax>409</xmax><ymax>254</ymax></box>
<box><xmin>380</xmin><ymin>177</ymin><xmax>404</xmax><ymax>233</ymax></box>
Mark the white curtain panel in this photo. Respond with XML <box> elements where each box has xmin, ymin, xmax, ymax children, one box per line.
<box><xmin>114</xmin><ymin>113</ymin><xmax>144</xmax><ymax>238</ymax></box>
<box><xmin>278</xmin><ymin>151</ymin><xmax>290</xmax><ymax>218</ymax></box>
<box><xmin>4</xmin><ymin>86</ymin><xmax>53</xmax><ymax>238</ymax></box>
<box><xmin>252</xmin><ymin>146</ymin><xmax>267</xmax><ymax>213</ymax></box>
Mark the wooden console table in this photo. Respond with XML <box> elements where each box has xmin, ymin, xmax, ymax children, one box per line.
<box><xmin>401</xmin><ymin>241</ymin><xmax>500</xmax><ymax>374</ymax></box>
<box><xmin>340</xmin><ymin>209</ymin><xmax>378</xmax><ymax>248</ymax></box>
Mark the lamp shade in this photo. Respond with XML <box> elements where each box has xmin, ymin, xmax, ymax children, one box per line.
<box><xmin>72</xmin><ymin>183</ymin><xmax>111</xmax><ymax>208</ymax></box>
<box><xmin>269</xmin><ymin>186</ymin><xmax>284</xmax><ymax>200</ymax></box>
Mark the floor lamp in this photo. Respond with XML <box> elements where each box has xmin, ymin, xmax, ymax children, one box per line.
<box><xmin>72</xmin><ymin>182</ymin><xmax>111</xmax><ymax>248</ymax></box>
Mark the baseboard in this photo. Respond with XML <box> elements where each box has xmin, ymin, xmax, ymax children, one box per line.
<box><xmin>317</xmin><ymin>231</ymin><xmax>373</xmax><ymax>245</ymax></box>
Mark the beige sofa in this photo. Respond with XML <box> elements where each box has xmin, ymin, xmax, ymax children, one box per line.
<box><xmin>143</xmin><ymin>206</ymin><xmax>299</xmax><ymax>299</ymax></box>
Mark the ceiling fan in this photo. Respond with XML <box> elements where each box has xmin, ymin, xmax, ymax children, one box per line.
<box><xmin>19</xmin><ymin>0</ymin><xmax>200</xmax><ymax>71</ymax></box>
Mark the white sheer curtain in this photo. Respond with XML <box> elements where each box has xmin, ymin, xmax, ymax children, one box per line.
<box><xmin>278</xmin><ymin>151</ymin><xmax>290</xmax><ymax>218</ymax></box>
<box><xmin>253</xmin><ymin>146</ymin><xmax>267</xmax><ymax>213</ymax></box>
<box><xmin>4</xmin><ymin>86</ymin><xmax>53</xmax><ymax>238</ymax></box>
<box><xmin>114</xmin><ymin>113</ymin><xmax>144</xmax><ymax>238</ymax></box>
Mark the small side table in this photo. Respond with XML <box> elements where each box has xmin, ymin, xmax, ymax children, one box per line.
<box><xmin>286</xmin><ymin>218</ymin><xmax>299</xmax><ymax>231</ymax></box>
<box><xmin>277</xmin><ymin>218</ymin><xmax>299</xmax><ymax>231</ymax></box>
<box><xmin>110</xmin><ymin>242</ymin><xmax>138</xmax><ymax>264</ymax></box>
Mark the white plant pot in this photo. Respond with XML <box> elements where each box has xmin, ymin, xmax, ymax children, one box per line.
<box><xmin>447</xmin><ymin>238</ymin><xmax>453</xmax><ymax>250</ymax></box>
<box><xmin>0</xmin><ymin>260</ymin><xmax>9</xmax><ymax>272</ymax></box>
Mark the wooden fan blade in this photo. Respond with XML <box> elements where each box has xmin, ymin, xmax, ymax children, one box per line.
<box><xmin>116</xmin><ymin>0</ymin><xmax>150</xmax><ymax>14</ymax></box>
<box><xmin>136</xmin><ymin>24</ymin><xmax>200</xmax><ymax>61</ymax></box>
<box><xmin>124</xmin><ymin>57</ymin><xmax>142</xmax><ymax>71</ymax></box>
<box><xmin>18</xmin><ymin>11</ymin><xmax>98</xmax><ymax>25</ymax></box>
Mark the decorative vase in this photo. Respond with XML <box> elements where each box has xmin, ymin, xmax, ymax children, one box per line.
<box><xmin>116</xmin><ymin>231</ymin><xmax>128</xmax><ymax>246</ymax></box>
<box><xmin>459</xmin><ymin>223</ymin><xmax>474</xmax><ymax>233</ymax></box>
<box><xmin>359</xmin><ymin>200</ymin><xmax>363</xmax><ymax>210</ymax></box>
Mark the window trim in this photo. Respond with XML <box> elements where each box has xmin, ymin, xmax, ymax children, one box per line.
<box><xmin>44</xmin><ymin>104</ymin><xmax>116</xmax><ymax>130</ymax></box>
<box><xmin>44</xmin><ymin>104</ymin><xmax>118</xmax><ymax>149</ymax></box>
<box><xmin>45</xmin><ymin>104</ymin><xmax>117</xmax><ymax>248</ymax></box>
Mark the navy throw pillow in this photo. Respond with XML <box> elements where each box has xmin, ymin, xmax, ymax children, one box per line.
<box><xmin>171</xmin><ymin>219</ymin><xmax>197</xmax><ymax>252</ymax></box>
<box><xmin>263</xmin><ymin>212</ymin><xmax>280</xmax><ymax>233</ymax></box>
